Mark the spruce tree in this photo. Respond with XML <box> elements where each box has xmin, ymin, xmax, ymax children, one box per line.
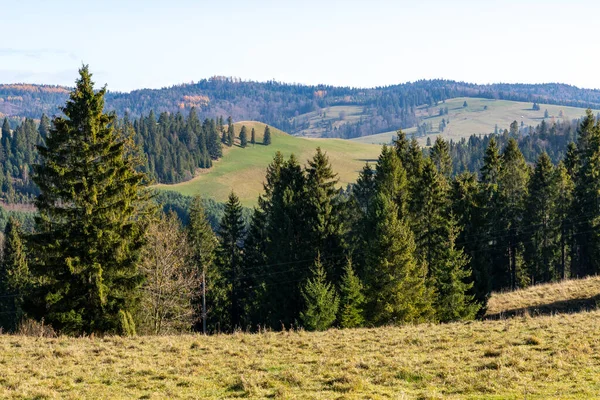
<box><xmin>239</xmin><ymin>125</ymin><xmax>248</xmax><ymax>148</ymax></box>
<box><xmin>409</xmin><ymin>158</ymin><xmax>450</xmax><ymax>270</ymax></box>
<box><xmin>353</xmin><ymin>163</ymin><xmax>376</xmax><ymax>214</ymax></box>
<box><xmin>451</xmin><ymin>172</ymin><xmax>489</xmax><ymax>311</ymax></box>
<box><xmin>553</xmin><ymin>162</ymin><xmax>574</xmax><ymax>280</ymax></box>
<box><xmin>250</xmin><ymin>127</ymin><xmax>256</xmax><ymax>145</ymax></box>
<box><xmin>262</xmin><ymin>154</ymin><xmax>308</xmax><ymax>328</ymax></box>
<box><xmin>564</xmin><ymin>142</ymin><xmax>578</xmax><ymax>179</ymax></box>
<box><xmin>217</xmin><ymin>191</ymin><xmax>245</xmax><ymax>331</ymax></box>
<box><xmin>338</xmin><ymin>259</ymin><xmax>365</xmax><ymax>328</ymax></box>
<box><xmin>374</xmin><ymin>145</ymin><xmax>409</xmax><ymax>217</ymax></box>
<box><xmin>2</xmin><ymin>118</ymin><xmax>11</xmax><ymax>161</ymax></box>
<box><xmin>572</xmin><ymin>111</ymin><xmax>600</xmax><ymax>277</ymax></box>
<box><xmin>304</xmin><ymin>147</ymin><xmax>346</xmax><ymax>283</ymax></box>
<box><xmin>300</xmin><ymin>255</ymin><xmax>339</xmax><ymax>331</ymax></box>
<box><xmin>363</xmin><ymin>192</ymin><xmax>433</xmax><ymax>325</ymax></box>
<box><xmin>0</xmin><ymin>218</ymin><xmax>29</xmax><ymax>332</ymax></box>
<box><xmin>433</xmin><ymin>218</ymin><xmax>479</xmax><ymax>322</ymax></box>
<box><xmin>524</xmin><ymin>153</ymin><xmax>558</xmax><ymax>283</ymax></box>
<box><xmin>497</xmin><ymin>138</ymin><xmax>529</xmax><ymax>290</ymax></box>
<box><xmin>393</xmin><ymin>129</ymin><xmax>410</xmax><ymax>165</ymax></box>
<box><xmin>263</xmin><ymin>125</ymin><xmax>272</xmax><ymax>145</ymax></box>
<box><xmin>430</xmin><ymin>136</ymin><xmax>452</xmax><ymax>178</ymax></box>
<box><xmin>187</xmin><ymin>195</ymin><xmax>218</xmax><ymax>331</ymax></box>
<box><xmin>476</xmin><ymin>137</ymin><xmax>504</xmax><ymax>294</ymax></box>
<box><xmin>29</xmin><ymin>66</ymin><xmax>151</xmax><ymax>335</ymax></box>
<box><xmin>226</xmin><ymin>116</ymin><xmax>234</xmax><ymax>147</ymax></box>
<box><xmin>38</xmin><ymin>114</ymin><xmax>51</xmax><ymax>141</ymax></box>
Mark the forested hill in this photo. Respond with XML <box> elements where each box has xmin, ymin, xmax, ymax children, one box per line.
<box><xmin>2</xmin><ymin>79</ymin><xmax>600</xmax><ymax>139</ymax></box>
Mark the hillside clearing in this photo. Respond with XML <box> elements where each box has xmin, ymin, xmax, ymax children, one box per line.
<box><xmin>351</xmin><ymin>97</ymin><xmax>600</xmax><ymax>145</ymax></box>
<box><xmin>154</xmin><ymin>121</ymin><xmax>381</xmax><ymax>206</ymax></box>
<box><xmin>1</xmin><ymin>310</ymin><xmax>599</xmax><ymax>399</ymax></box>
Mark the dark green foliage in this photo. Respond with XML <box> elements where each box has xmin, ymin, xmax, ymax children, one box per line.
<box><xmin>28</xmin><ymin>66</ymin><xmax>152</xmax><ymax>335</ymax></box>
<box><xmin>409</xmin><ymin>158</ymin><xmax>450</xmax><ymax>270</ymax></box>
<box><xmin>497</xmin><ymin>138</ymin><xmax>530</xmax><ymax>290</ymax></box>
<box><xmin>226</xmin><ymin>117</ymin><xmax>234</xmax><ymax>147</ymax></box>
<box><xmin>304</xmin><ymin>148</ymin><xmax>347</xmax><ymax>283</ymax></box>
<box><xmin>0</xmin><ymin>218</ymin><xmax>29</xmax><ymax>332</ymax></box>
<box><xmin>363</xmin><ymin>192</ymin><xmax>433</xmax><ymax>325</ymax></box>
<box><xmin>433</xmin><ymin>218</ymin><xmax>479</xmax><ymax>322</ymax></box>
<box><xmin>216</xmin><ymin>192</ymin><xmax>245</xmax><ymax>331</ymax></box>
<box><xmin>250</xmin><ymin>127</ymin><xmax>256</xmax><ymax>145</ymax></box>
<box><xmin>571</xmin><ymin>110</ymin><xmax>600</xmax><ymax>277</ymax></box>
<box><xmin>338</xmin><ymin>259</ymin><xmax>365</xmax><ymax>328</ymax></box>
<box><xmin>263</xmin><ymin>125</ymin><xmax>272</xmax><ymax>145</ymax></box>
<box><xmin>374</xmin><ymin>145</ymin><xmax>408</xmax><ymax>217</ymax></box>
<box><xmin>239</xmin><ymin>125</ymin><xmax>248</xmax><ymax>148</ymax></box>
<box><xmin>524</xmin><ymin>153</ymin><xmax>560</xmax><ymax>283</ymax></box>
<box><xmin>300</xmin><ymin>255</ymin><xmax>339</xmax><ymax>331</ymax></box>
<box><xmin>430</xmin><ymin>137</ymin><xmax>452</xmax><ymax>178</ymax></box>
<box><xmin>187</xmin><ymin>195</ymin><xmax>218</xmax><ymax>331</ymax></box>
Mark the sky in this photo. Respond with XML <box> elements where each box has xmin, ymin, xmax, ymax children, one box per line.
<box><xmin>1</xmin><ymin>0</ymin><xmax>598</xmax><ymax>92</ymax></box>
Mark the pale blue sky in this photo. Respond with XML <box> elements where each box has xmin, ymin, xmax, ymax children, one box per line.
<box><xmin>1</xmin><ymin>0</ymin><xmax>598</xmax><ymax>91</ymax></box>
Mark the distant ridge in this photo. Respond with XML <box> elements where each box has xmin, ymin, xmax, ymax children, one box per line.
<box><xmin>2</xmin><ymin>78</ymin><xmax>600</xmax><ymax>139</ymax></box>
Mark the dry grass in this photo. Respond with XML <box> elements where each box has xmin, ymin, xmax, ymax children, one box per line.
<box><xmin>486</xmin><ymin>275</ymin><xmax>600</xmax><ymax>318</ymax></box>
<box><xmin>2</xmin><ymin>311</ymin><xmax>600</xmax><ymax>399</ymax></box>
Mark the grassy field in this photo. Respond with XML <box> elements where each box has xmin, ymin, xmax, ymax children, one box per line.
<box><xmin>351</xmin><ymin>97</ymin><xmax>600</xmax><ymax>145</ymax></box>
<box><xmin>3</xmin><ymin>277</ymin><xmax>600</xmax><ymax>399</ymax></box>
<box><xmin>154</xmin><ymin>121</ymin><xmax>382</xmax><ymax>206</ymax></box>
<box><xmin>2</xmin><ymin>311</ymin><xmax>600</xmax><ymax>399</ymax></box>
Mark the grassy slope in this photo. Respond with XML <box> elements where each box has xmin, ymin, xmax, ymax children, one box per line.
<box><xmin>351</xmin><ymin>97</ymin><xmax>600</xmax><ymax>145</ymax></box>
<box><xmin>486</xmin><ymin>275</ymin><xmax>600</xmax><ymax>318</ymax></box>
<box><xmin>154</xmin><ymin>121</ymin><xmax>382</xmax><ymax>206</ymax></box>
<box><xmin>2</xmin><ymin>311</ymin><xmax>600</xmax><ymax>399</ymax></box>
<box><xmin>292</xmin><ymin>105</ymin><xmax>367</xmax><ymax>137</ymax></box>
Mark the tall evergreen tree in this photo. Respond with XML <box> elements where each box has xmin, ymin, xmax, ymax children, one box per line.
<box><xmin>430</xmin><ymin>136</ymin><xmax>452</xmax><ymax>178</ymax></box>
<box><xmin>0</xmin><ymin>218</ymin><xmax>29</xmax><ymax>332</ymax></box>
<box><xmin>497</xmin><ymin>138</ymin><xmax>529</xmax><ymax>290</ymax></box>
<box><xmin>433</xmin><ymin>218</ymin><xmax>479</xmax><ymax>322</ymax></box>
<box><xmin>553</xmin><ymin>162</ymin><xmax>574</xmax><ymax>280</ymax></box>
<box><xmin>38</xmin><ymin>114</ymin><xmax>51</xmax><ymax>141</ymax></box>
<box><xmin>187</xmin><ymin>195</ymin><xmax>218</xmax><ymax>332</ymax></box>
<box><xmin>239</xmin><ymin>125</ymin><xmax>248</xmax><ymax>148</ymax></box>
<box><xmin>363</xmin><ymin>192</ymin><xmax>433</xmax><ymax>325</ymax></box>
<box><xmin>571</xmin><ymin>111</ymin><xmax>600</xmax><ymax>277</ymax></box>
<box><xmin>409</xmin><ymin>158</ymin><xmax>450</xmax><ymax>270</ymax></box>
<box><xmin>451</xmin><ymin>172</ymin><xmax>489</xmax><ymax>311</ymax></box>
<box><xmin>374</xmin><ymin>145</ymin><xmax>409</xmax><ymax>217</ymax></box>
<box><xmin>29</xmin><ymin>66</ymin><xmax>151</xmax><ymax>335</ymax></box>
<box><xmin>226</xmin><ymin>116</ymin><xmax>234</xmax><ymax>147</ymax></box>
<box><xmin>217</xmin><ymin>191</ymin><xmax>245</xmax><ymax>331</ymax></box>
<box><xmin>263</xmin><ymin>125</ymin><xmax>272</xmax><ymax>145</ymax></box>
<box><xmin>304</xmin><ymin>148</ymin><xmax>346</xmax><ymax>283</ymax></box>
<box><xmin>262</xmin><ymin>154</ymin><xmax>308</xmax><ymax>328</ymax></box>
<box><xmin>524</xmin><ymin>153</ymin><xmax>559</xmax><ymax>284</ymax></box>
<box><xmin>250</xmin><ymin>127</ymin><xmax>256</xmax><ymax>145</ymax></box>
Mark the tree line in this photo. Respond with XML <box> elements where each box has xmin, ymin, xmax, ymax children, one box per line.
<box><xmin>2</xmin><ymin>67</ymin><xmax>600</xmax><ymax>335</ymax></box>
<box><xmin>0</xmin><ymin>111</ymin><xmax>274</xmax><ymax>203</ymax></box>
<box><xmin>4</xmin><ymin>78</ymin><xmax>600</xmax><ymax>140</ymax></box>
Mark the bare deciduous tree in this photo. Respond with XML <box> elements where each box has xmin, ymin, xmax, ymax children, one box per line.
<box><xmin>138</xmin><ymin>212</ymin><xmax>199</xmax><ymax>335</ymax></box>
